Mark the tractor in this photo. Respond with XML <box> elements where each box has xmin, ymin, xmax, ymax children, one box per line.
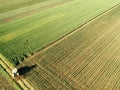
<box><xmin>12</xmin><ymin>68</ymin><xmax>24</xmax><ymax>80</ymax></box>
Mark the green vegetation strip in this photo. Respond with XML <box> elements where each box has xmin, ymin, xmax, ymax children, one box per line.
<box><xmin>1</xmin><ymin>0</ymin><xmax>120</xmax><ymax>66</ymax></box>
<box><xmin>0</xmin><ymin>0</ymin><xmax>71</xmax><ymax>24</ymax></box>
<box><xmin>0</xmin><ymin>0</ymin><xmax>49</xmax><ymax>13</ymax></box>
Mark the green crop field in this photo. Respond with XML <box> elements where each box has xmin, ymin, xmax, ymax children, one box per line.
<box><xmin>1</xmin><ymin>0</ymin><xmax>120</xmax><ymax>66</ymax></box>
<box><xmin>0</xmin><ymin>0</ymin><xmax>120</xmax><ymax>90</ymax></box>
<box><xmin>17</xmin><ymin>5</ymin><xmax>120</xmax><ymax>89</ymax></box>
<box><xmin>0</xmin><ymin>0</ymin><xmax>49</xmax><ymax>13</ymax></box>
<box><xmin>0</xmin><ymin>65</ymin><xmax>21</xmax><ymax>90</ymax></box>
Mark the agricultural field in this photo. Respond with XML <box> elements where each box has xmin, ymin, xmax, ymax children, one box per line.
<box><xmin>1</xmin><ymin>0</ymin><xmax>120</xmax><ymax>66</ymax></box>
<box><xmin>0</xmin><ymin>65</ymin><xmax>21</xmax><ymax>90</ymax></box>
<box><xmin>17</xmin><ymin>3</ymin><xmax>120</xmax><ymax>90</ymax></box>
<box><xmin>0</xmin><ymin>0</ymin><xmax>120</xmax><ymax>90</ymax></box>
<box><xmin>0</xmin><ymin>0</ymin><xmax>72</xmax><ymax>24</ymax></box>
<box><xmin>0</xmin><ymin>0</ymin><xmax>49</xmax><ymax>13</ymax></box>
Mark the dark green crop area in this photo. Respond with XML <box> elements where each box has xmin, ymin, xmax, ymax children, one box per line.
<box><xmin>0</xmin><ymin>0</ymin><xmax>120</xmax><ymax>66</ymax></box>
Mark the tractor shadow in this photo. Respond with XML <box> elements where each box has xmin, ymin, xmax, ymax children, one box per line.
<box><xmin>18</xmin><ymin>64</ymin><xmax>36</xmax><ymax>77</ymax></box>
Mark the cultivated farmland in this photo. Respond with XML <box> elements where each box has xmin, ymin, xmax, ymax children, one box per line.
<box><xmin>0</xmin><ymin>0</ymin><xmax>120</xmax><ymax>90</ymax></box>
<box><xmin>0</xmin><ymin>0</ymin><xmax>49</xmax><ymax>13</ymax></box>
<box><xmin>17</xmin><ymin>3</ymin><xmax>120</xmax><ymax>90</ymax></box>
<box><xmin>1</xmin><ymin>0</ymin><xmax>120</xmax><ymax>66</ymax></box>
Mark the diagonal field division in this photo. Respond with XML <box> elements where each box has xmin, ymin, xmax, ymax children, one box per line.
<box><xmin>17</xmin><ymin>3</ymin><xmax>120</xmax><ymax>90</ymax></box>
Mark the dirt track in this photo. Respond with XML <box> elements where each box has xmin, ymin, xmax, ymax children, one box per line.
<box><xmin>0</xmin><ymin>58</ymin><xmax>34</xmax><ymax>90</ymax></box>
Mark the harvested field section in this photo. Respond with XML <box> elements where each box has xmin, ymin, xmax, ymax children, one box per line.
<box><xmin>17</xmin><ymin>5</ymin><xmax>120</xmax><ymax>90</ymax></box>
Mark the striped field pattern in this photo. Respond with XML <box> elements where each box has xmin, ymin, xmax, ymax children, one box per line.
<box><xmin>17</xmin><ymin>4</ymin><xmax>120</xmax><ymax>90</ymax></box>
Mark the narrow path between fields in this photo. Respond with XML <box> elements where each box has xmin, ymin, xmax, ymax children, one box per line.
<box><xmin>0</xmin><ymin>58</ymin><xmax>35</xmax><ymax>90</ymax></box>
<box><xmin>23</xmin><ymin>3</ymin><xmax>120</xmax><ymax>62</ymax></box>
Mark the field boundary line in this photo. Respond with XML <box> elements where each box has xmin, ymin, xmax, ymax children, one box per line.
<box><xmin>0</xmin><ymin>55</ymin><xmax>35</xmax><ymax>90</ymax></box>
<box><xmin>24</xmin><ymin>3</ymin><xmax>120</xmax><ymax>62</ymax></box>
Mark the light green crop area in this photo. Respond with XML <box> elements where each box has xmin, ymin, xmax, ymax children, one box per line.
<box><xmin>0</xmin><ymin>0</ymin><xmax>49</xmax><ymax>13</ymax></box>
<box><xmin>0</xmin><ymin>0</ymin><xmax>120</xmax><ymax>66</ymax></box>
